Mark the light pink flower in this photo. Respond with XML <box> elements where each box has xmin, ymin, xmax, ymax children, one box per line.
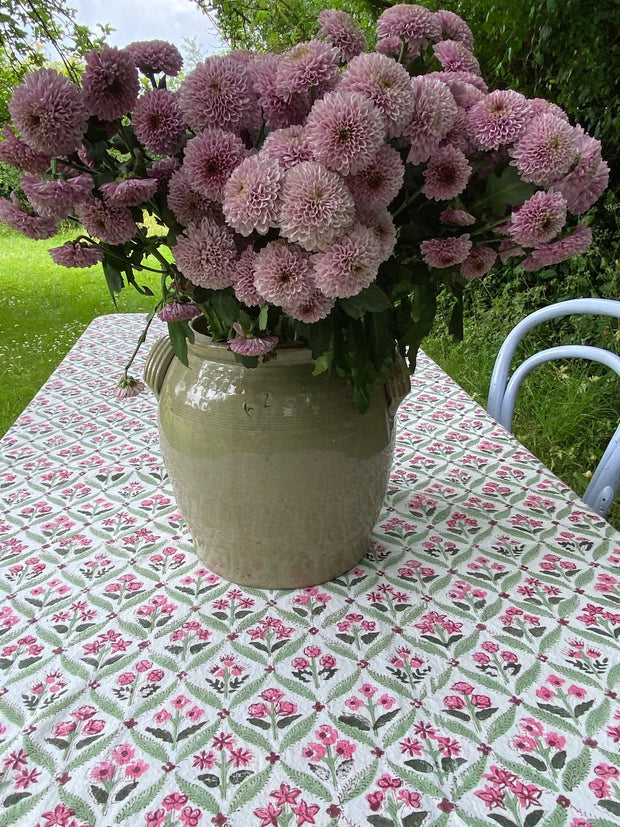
<box><xmin>435</xmin><ymin>10</ymin><xmax>475</xmax><ymax>50</ymax></box>
<box><xmin>359</xmin><ymin>207</ymin><xmax>397</xmax><ymax>261</ymax></box>
<box><xmin>305</xmin><ymin>91</ymin><xmax>385</xmax><ymax>176</ymax></box>
<box><xmin>423</xmin><ymin>144</ymin><xmax>471</xmax><ymax>200</ymax></box>
<box><xmin>0</xmin><ymin>193</ymin><xmax>57</xmax><ymax>239</ymax></box>
<box><xmin>282</xmin><ymin>287</ymin><xmax>335</xmax><ymax>323</ymax></box>
<box><xmin>223</xmin><ymin>154</ymin><xmax>283</xmax><ymax>236</ymax></box>
<box><xmin>508</xmin><ymin>190</ymin><xmax>567</xmax><ymax>246</ymax></box>
<box><xmin>510</xmin><ymin>114</ymin><xmax>578</xmax><ymax>186</ymax></box>
<box><xmin>157</xmin><ymin>302</ymin><xmax>202</xmax><ymax>322</ymax></box>
<box><xmin>126</xmin><ymin>40</ymin><xmax>183</xmax><ymax>76</ymax></box>
<box><xmin>312</xmin><ymin>223</ymin><xmax>381</xmax><ymax>298</ymax></box>
<box><xmin>460</xmin><ymin>246</ymin><xmax>496</xmax><ymax>280</ymax></box>
<box><xmin>346</xmin><ymin>144</ymin><xmax>405</xmax><ymax>213</ymax></box>
<box><xmin>250</xmin><ymin>54</ymin><xmax>311</xmax><ymax>130</ymax></box>
<box><xmin>230</xmin><ymin>247</ymin><xmax>263</xmax><ymax>307</ymax></box>
<box><xmin>77</xmin><ymin>199</ymin><xmax>137</xmax><ymax>245</ymax></box>
<box><xmin>520</xmin><ymin>222</ymin><xmax>592</xmax><ymax>271</ymax></box>
<box><xmin>279</xmin><ymin>161</ymin><xmax>355</xmax><ymax>252</ymax></box>
<box><xmin>8</xmin><ymin>68</ymin><xmax>88</xmax><ymax>156</ymax></box>
<box><xmin>317</xmin><ymin>8</ymin><xmax>366</xmax><ymax>62</ymax></box>
<box><xmin>172</xmin><ymin>218</ymin><xmax>236</xmax><ymax>289</ymax></box>
<box><xmin>0</xmin><ymin>125</ymin><xmax>51</xmax><ymax>175</ymax></box>
<box><xmin>179</xmin><ymin>55</ymin><xmax>252</xmax><ymax>133</ymax></box>
<box><xmin>440</xmin><ymin>208</ymin><xmax>476</xmax><ymax>226</ymax></box>
<box><xmin>434</xmin><ymin>40</ymin><xmax>480</xmax><ymax>75</ymax></box>
<box><xmin>115</xmin><ymin>376</ymin><xmax>145</xmax><ymax>400</ymax></box>
<box><xmin>49</xmin><ymin>241</ymin><xmax>103</xmax><ymax>268</ymax></box>
<box><xmin>183</xmin><ymin>128</ymin><xmax>248</xmax><ymax>201</ymax></box>
<box><xmin>421</xmin><ymin>235</ymin><xmax>472</xmax><ymax>268</ymax></box>
<box><xmin>21</xmin><ymin>173</ymin><xmax>92</xmax><ymax>218</ymax></box>
<box><xmin>253</xmin><ymin>239</ymin><xmax>314</xmax><ymax>306</ymax></box>
<box><xmin>167</xmin><ymin>168</ymin><xmax>221</xmax><ymax>227</ymax></box>
<box><xmin>82</xmin><ymin>44</ymin><xmax>140</xmax><ymax>121</ymax></box>
<box><xmin>100</xmin><ymin>178</ymin><xmax>159</xmax><ymax>207</ymax></box>
<box><xmin>551</xmin><ymin>126</ymin><xmax>609</xmax><ymax>213</ymax></box>
<box><xmin>467</xmin><ymin>90</ymin><xmax>532</xmax><ymax>151</ymax></box>
<box><xmin>133</xmin><ymin>89</ymin><xmax>186</xmax><ymax>156</ymax></box>
<box><xmin>339</xmin><ymin>52</ymin><xmax>416</xmax><ymax>138</ymax></box>
<box><xmin>261</xmin><ymin>125</ymin><xmax>313</xmax><ymax>171</ymax></box>
<box><xmin>228</xmin><ymin>324</ymin><xmax>279</xmax><ymax>357</ymax></box>
<box><xmin>376</xmin><ymin>4</ymin><xmax>440</xmax><ymax>50</ymax></box>
<box><xmin>403</xmin><ymin>77</ymin><xmax>458</xmax><ymax>164</ymax></box>
<box><xmin>275</xmin><ymin>39</ymin><xmax>339</xmax><ymax>98</ymax></box>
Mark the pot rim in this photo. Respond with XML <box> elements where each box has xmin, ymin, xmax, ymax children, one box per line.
<box><xmin>189</xmin><ymin>319</ymin><xmax>315</xmax><ymax>366</ymax></box>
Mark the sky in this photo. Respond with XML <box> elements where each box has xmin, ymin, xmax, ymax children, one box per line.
<box><xmin>69</xmin><ymin>0</ymin><xmax>224</xmax><ymax>62</ymax></box>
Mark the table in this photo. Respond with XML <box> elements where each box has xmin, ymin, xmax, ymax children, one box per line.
<box><xmin>1</xmin><ymin>314</ymin><xmax>619</xmax><ymax>827</ymax></box>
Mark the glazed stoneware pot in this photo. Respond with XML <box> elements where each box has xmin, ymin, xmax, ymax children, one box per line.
<box><xmin>144</xmin><ymin>325</ymin><xmax>410</xmax><ymax>588</ymax></box>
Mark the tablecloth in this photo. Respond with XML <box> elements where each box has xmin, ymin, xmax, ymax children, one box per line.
<box><xmin>0</xmin><ymin>314</ymin><xmax>619</xmax><ymax>827</ymax></box>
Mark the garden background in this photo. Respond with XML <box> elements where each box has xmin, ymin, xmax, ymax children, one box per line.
<box><xmin>0</xmin><ymin>0</ymin><xmax>619</xmax><ymax>526</ymax></box>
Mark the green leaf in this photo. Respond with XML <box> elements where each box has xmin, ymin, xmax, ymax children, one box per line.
<box><xmin>118</xmin><ymin>777</ymin><xmax>167</xmax><ymax>822</ymax></box>
<box><xmin>167</xmin><ymin>320</ymin><xmax>193</xmax><ymax>367</ymax></box>
<box><xmin>279</xmin><ymin>713</ymin><xmax>316</xmax><ymax>752</ymax></box>
<box><xmin>586</xmin><ymin>697</ymin><xmax>609</xmax><ymax>735</ymax></box>
<box><xmin>562</xmin><ymin>748</ymin><xmax>591</xmax><ymax>791</ymax></box>
<box><xmin>487</xmin><ymin>705</ymin><xmax>517</xmax><ymax>743</ymax></box>
<box><xmin>454</xmin><ymin>756</ymin><xmax>489</xmax><ymax>798</ymax></box>
<box><xmin>102</xmin><ymin>259</ymin><xmax>124</xmax><ymax>301</ymax></box>
<box><xmin>228</xmin><ymin>717</ymin><xmax>272</xmax><ymax>753</ymax></box>
<box><xmin>59</xmin><ymin>787</ymin><xmax>96</xmax><ymax>826</ymax></box>
<box><xmin>281</xmin><ymin>760</ymin><xmax>331</xmax><ymax>802</ymax></box>
<box><xmin>480</xmin><ymin>164</ymin><xmax>537</xmax><ymax>217</ymax></box>
<box><xmin>339</xmin><ymin>284</ymin><xmax>392</xmax><ymax>317</ymax></box>
<box><xmin>175</xmin><ymin>776</ymin><xmax>219</xmax><ymax>814</ymax></box>
<box><xmin>229</xmin><ymin>765</ymin><xmax>273</xmax><ymax>813</ymax></box>
<box><xmin>515</xmin><ymin>661</ymin><xmax>541</xmax><ymax>696</ymax></box>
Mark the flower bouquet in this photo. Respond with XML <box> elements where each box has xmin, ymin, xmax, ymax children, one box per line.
<box><xmin>0</xmin><ymin>3</ymin><xmax>609</xmax><ymax>411</ymax></box>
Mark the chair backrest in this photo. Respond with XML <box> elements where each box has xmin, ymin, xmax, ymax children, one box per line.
<box><xmin>487</xmin><ymin>298</ymin><xmax>620</xmax><ymax>518</ymax></box>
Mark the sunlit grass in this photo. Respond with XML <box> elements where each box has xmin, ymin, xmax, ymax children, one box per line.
<box><xmin>0</xmin><ymin>226</ymin><xmax>159</xmax><ymax>434</ymax></box>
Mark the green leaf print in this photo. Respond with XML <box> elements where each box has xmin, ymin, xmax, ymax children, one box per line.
<box><xmin>280</xmin><ymin>760</ymin><xmax>331</xmax><ymax>802</ymax></box>
<box><xmin>340</xmin><ymin>759</ymin><xmax>379</xmax><ymax>804</ymax></box>
<box><xmin>586</xmin><ymin>698</ymin><xmax>610</xmax><ymax>736</ymax></box>
<box><xmin>229</xmin><ymin>766</ymin><xmax>273</xmax><ymax>813</ymax></box>
<box><xmin>487</xmin><ymin>706</ymin><xmax>517</xmax><ymax>743</ymax></box>
<box><xmin>279</xmin><ymin>712</ymin><xmax>317</xmax><ymax>751</ymax></box>
<box><xmin>176</xmin><ymin>776</ymin><xmax>219</xmax><ymax>814</ymax></box>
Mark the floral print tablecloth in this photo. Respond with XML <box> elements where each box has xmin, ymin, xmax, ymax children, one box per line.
<box><xmin>0</xmin><ymin>314</ymin><xmax>619</xmax><ymax>827</ymax></box>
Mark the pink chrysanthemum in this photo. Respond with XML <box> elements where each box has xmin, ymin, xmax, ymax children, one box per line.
<box><xmin>520</xmin><ymin>223</ymin><xmax>592</xmax><ymax>271</ymax></box>
<box><xmin>172</xmin><ymin>218</ymin><xmax>236</xmax><ymax>289</ymax></box>
<box><xmin>403</xmin><ymin>77</ymin><xmax>458</xmax><ymax>164</ymax></box>
<box><xmin>312</xmin><ymin>223</ymin><xmax>381</xmax><ymax>299</ymax></box>
<box><xmin>133</xmin><ymin>89</ymin><xmax>186</xmax><ymax>157</ymax></box>
<box><xmin>358</xmin><ymin>207</ymin><xmax>397</xmax><ymax>261</ymax></box>
<box><xmin>433</xmin><ymin>40</ymin><xmax>480</xmax><ymax>75</ymax></box>
<box><xmin>346</xmin><ymin>144</ymin><xmax>405</xmax><ymax>214</ymax></box>
<box><xmin>508</xmin><ymin>190</ymin><xmax>567</xmax><ymax>246</ymax></box>
<box><xmin>253</xmin><ymin>240</ymin><xmax>314</xmax><ymax>306</ymax></box>
<box><xmin>557</xmin><ymin>159</ymin><xmax>609</xmax><ymax>215</ymax></box>
<box><xmin>467</xmin><ymin>90</ymin><xmax>532</xmax><ymax>151</ymax></box>
<box><xmin>147</xmin><ymin>158</ymin><xmax>181</xmax><ymax>190</ymax></box>
<box><xmin>283</xmin><ymin>287</ymin><xmax>335</xmax><ymax>323</ymax></box>
<box><xmin>261</xmin><ymin>125</ymin><xmax>313</xmax><ymax>170</ymax></box>
<box><xmin>228</xmin><ymin>324</ymin><xmax>279</xmax><ymax>357</ymax></box>
<box><xmin>510</xmin><ymin>114</ymin><xmax>578</xmax><ymax>187</ymax></box>
<box><xmin>339</xmin><ymin>52</ymin><xmax>416</xmax><ymax>138</ymax></box>
<box><xmin>305</xmin><ymin>91</ymin><xmax>385</xmax><ymax>176</ymax></box>
<box><xmin>275</xmin><ymin>39</ymin><xmax>339</xmax><ymax>98</ymax></box>
<box><xmin>179</xmin><ymin>56</ymin><xmax>252</xmax><ymax>133</ymax></box>
<box><xmin>157</xmin><ymin>301</ymin><xmax>202</xmax><ymax>322</ymax></box>
<box><xmin>77</xmin><ymin>199</ymin><xmax>137</xmax><ymax>245</ymax></box>
<box><xmin>279</xmin><ymin>161</ymin><xmax>355</xmax><ymax>252</ymax></box>
<box><xmin>223</xmin><ymin>154</ymin><xmax>283</xmax><ymax>236</ymax></box>
<box><xmin>423</xmin><ymin>145</ymin><xmax>472</xmax><ymax>201</ymax></box>
<box><xmin>183</xmin><ymin>128</ymin><xmax>248</xmax><ymax>201</ymax></box>
<box><xmin>376</xmin><ymin>4</ymin><xmax>441</xmax><ymax>50</ymax></box>
<box><xmin>434</xmin><ymin>10</ymin><xmax>475</xmax><ymax>51</ymax></box>
<box><xmin>460</xmin><ymin>246</ymin><xmax>496</xmax><ymax>280</ymax></box>
<box><xmin>420</xmin><ymin>234</ymin><xmax>472</xmax><ymax>268</ymax></box>
<box><xmin>528</xmin><ymin>98</ymin><xmax>569</xmax><ymax>122</ymax></box>
<box><xmin>126</xmin><ymin>40</ymin><xmax>183</xmax><ymax>76</ymax></box>
<box><xmin>440</xmin><ymin>208</ymin><xmax>476</xmax><ymax>226</ymax></box>
<box><xmin>49</xmin><ymin>241</ymin><xmax>103</xmax><ymax>268</ymax></box>
<box><xmin>442</xmin><ymin>109</ymin><xmax>476</xmax><ymax>156</ymax></box>
<box><xmin>167</xmin><ymin>168</ymin><xmax>221</xmax><ymax>227</ymax></box>
<box><xmin>0</xmin><ymin>126</ymin><xmax>51</xmax><ymax>175</ymax></box>
<box><xmin>100</xmin><ymin>178</ymin><xmax>159</xmax><ymax>207</ymax></box>
<box><xmin>317</xmin><ymin>9</ymin><xmax>366</xmax><ymax>62</ymax></box>
<box><xmin>82</xmin><ymin>45</ymin><xmax>140</xmax><ymax>121</ymax></box>
<box><xmin>21</xmin><ymin>173</ymin><xmax>92</xmax><ymax>218</ymax></box>
<box><xmin>115</xmin><ymin>375</ymin><xmax>145</xmax><ymax>400</ymax></box>
<box><xmin>0</xmin><ymin>192</ymin><xmax>57</xmax><ymax>239</ymax></box>
<box><xmin>8</xmin><ymin>68</ymin><xmax>88</xmax><ymax>157</ymax></box>
<box><xmin>250</xmin><ymin>54</ymin><xmax>311</xmax><ymax>130</ymax></box>
<box><xmin>231</xmin><ymin>247</ymin><xmax>263</xmax><ymax>307</ymax></box>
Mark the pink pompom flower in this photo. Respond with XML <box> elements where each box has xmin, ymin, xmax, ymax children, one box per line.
<box><xmin>183</xmin><ymin>128</ymin><xmax>248</xmax><ymax>201</ymax></box>
<box><xmin>435</xmin><ymin>10</ymin><xmax>475</xmax><ymax>51</ymax></box>
<box><xmin>77</xmin><ymin>199</ymin><xmax>137</xmax><ymax>245</ymax></box>
<box><xmin>0</xmin><ymin>126</ymin><xmax>51</xmax><ymax>175</ymax></box>
<box><xmin>403</xmin><ymin>77</ymin><xmax>458</xmax><ymax>164</ymax></box>
<box><xmin>346</xmin><ymin>144</ymin><xmax>405</xmax><ymax>214</ymax></box>
<box><xmin>49</xmin><ymin>241</ymin><xmax>103</xmax><ymax>268</ymax></box>
<box><xmin>460</xmin><ymin>247</ymin><xmax>496</xmax><ymax>280</ymax></box>
<box><xmin>157</xmin><ymin>302</ymin><xmax>202</xmax><ymax>323</ymax></box>
<box><xmin>253</xmin><ymin>240</ymin><xmax>314</xmax><ymax>307</ymax></box>
<box><xmin>126</xmin><ymin>40</ymin><xmax>183</xmax><ymax>76</ymax></box>
<box><xmin>21</xmin><ymin>173</ymin><xmax>92</xmax><ymax>218</ymax></box>
<box><xmin>172</xmin><ymin>218</ymin><xmax>237</xmax><ymax>289</ymax></box>
<box><xmin>420</xmin><ymin>235</ymin><xmax>472</xmax><ymax>268</ymax></box>
<box><xmin>422</xmin><ymin>145</ymin><xmax>472</xmax><ymax>201</ymax></box>
<box><xmin>312</xmin><ymin>223</ymin><xmax>381</xmax><ymax>298</ymax></box>
<box><xmin>282</xmin><ymin>288</ymin><xmax>335</xmax><ymax>323</ymax></box>
<box><xmin>520</xmin><ymin>223</ymin><xmax>593</xmax><ymax>271</ymax></box>
<box><xmin>230</xmin><ymin>247</ymin><xmax>264</xmax><ymax>307</ymax></box>
<box><xmin>100</xmin><ymin>178</ymin><xmax>159</xmax><ymax>207</ymax></box>
<box><xmin>82</xmin><ymin>44</ymin><xmax>140</xmax><ymax>121</ymax></box>
<box><xmin>223</xmin><ymin>154</ymin><xmax>283</xmax><ymax>237</ymax></box>
<box><xmin>275</xmin><ymin>39</ymin><xmax>339</xmax><ymax>98</ymax></box>
<box><xmin>508</xmin><ymin>190</ymin><xmax>567</xmax><ymax>246</ymax></box>
<box><xmin>261</xmin><ymin>125</ymin><xmax>313</xmax><ymax>171</ymax></box>
<box><xmin>8</xmin><ymin>68</ymin><xmax>88</xmax><ymax>157</ymax></box>
<box><xmin>376</xmin><ymin>4</ymin><xmax>441</xmax><ymax>51</ymax></box>
<box><xmin>0</xmin><ymin>193</ymin><xmax>57</xmax><ymax>239</ymax></box>
<box><xmin>179</xmin><ymin>55</ymin><xmax>252</xmax><ymax>133</ymax></box>
<box><xmin>433</xmin><ymin>40</ymin><xmax>480</xmax><ymax>75</ymax></box>
<box><xmin>279</xmin><ymin>161</ymin><xmax>355</xmax><ymax>252</ymax></box>
<box><xmin>228</xmin><ymin>323</ymin><xmax>279</xmax><ymax>357</ymax></box>
<box><xmin>317</xmin><ymin>9</ymin><xmax>366</xmax><ymax>62</ymax></box>
<box><xmin>510</xmin><ymin>114</ymin><xmax>579</xmax><ymax>186</ymax></box>
<box><xmin>167</xmin><ymin>168</ymin><xmax>221</xmax><ymax>227</ymax></box>
<box><xmin>305</xmin><ymin>91</ymin><xmax>385</xmax><ymax>176</ymax></box>
<box><xmin>467</xmin><ymin>90</ymin><xmax>532</xmax><ymax>151</ymax></box>
<box><xmin>133</xmin><ymin>89</ymin><xmax>186</xmax><ymax>157</ymax></box>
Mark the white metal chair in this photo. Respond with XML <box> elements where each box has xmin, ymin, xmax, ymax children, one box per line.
<box><xmin>488</xmin><ymin>298</ymin><xmax>620</xmax><ymax>518</ymax></box>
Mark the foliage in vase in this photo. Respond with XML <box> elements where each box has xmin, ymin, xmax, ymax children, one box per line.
<box><xmin>0</xmin><ymin>4</ymin><xmax>609</xmax><ymax>410</ymax></box>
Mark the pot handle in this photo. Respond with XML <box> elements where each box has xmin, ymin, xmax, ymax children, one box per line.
<box><xmin>385</xmin><ymin>353</ymin><xmax>411</xmax><ymax>418</ymax></box>
<box><xmin>143</xmin><ymin>336</ymin><xmax>175</xmax><ymax>400</ymax></box>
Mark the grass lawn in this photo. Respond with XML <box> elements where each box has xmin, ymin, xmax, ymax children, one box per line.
<box><xmin>1</xmin><ymin>224</ymin><xmax>618</xmax><ymax>528</ymax></box>
<box><xmin>0</xmin><ymin>226</ymin><xmax>159</xmax><ymax>433</ymax></box>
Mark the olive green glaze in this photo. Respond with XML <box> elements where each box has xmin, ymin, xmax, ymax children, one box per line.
<box><xmin>145</xmin><ymin>327</ymin><xmax>409</xmax><ymax>588</ymax></box>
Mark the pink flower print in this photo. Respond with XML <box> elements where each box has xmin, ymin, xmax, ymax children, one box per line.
<box><xmin>254</xmin><ymin>802</ymin><xmax>282</xmax><ymax>825</ymax></box>
<box><xmin>117</xmin><ymin>672</ymin><xmax>136</xmax><ymax>686</ymax></box>
<box><xmin>471</xmin><ymin>695</ymin><xmax>491</xmax><ymax>709</ymax></box>
<box><xmin>482</xmin><ymin>641</ymin><xmax>500</xmax><ymax>653</ymax></box>
<box><xmin>360</xmin><ymin>683</ymin><xmax>377</xmax><ymax>697</ymax></box>
<box><xmin>451</xmin><ymin>681</ymin><xmax>474</xmax><ymax>695</ymax></box>
<box><xmin>545</xmin><ymin>731</ymin><xmax>566</xmax><ymax>749</ymax></box>
<box><xmin>400</xmin><ymin>737</ymin><xmax>424</xmax><ymax>757</ymax></box>
<box><xmin>377</xmin><ymin>694</ymin><xmax>395</xmax><ymax>710</ymax></box>
<box><xmin>520</xmin><ymin>718</ymin><xmax>545</xmax><ymax>737</ymax></box>
<box><xmin>163</xmin><ymin>792</ymin><xmax>189</xmax><ymax>811</ymax></box>
<box><xmin>180</xmin><ymin>806</ymin><xmax>202</xmax><ymax>827</ymax></box>
<box><xmin>261</xmin><ymin>688</ymin><xmax>284</xmax><ymax>704</ymax></box>
<box><xmin>436</xmin><ymin>736</ymin><xmax>461</xmax><ymax>758</ymax></box>
<box><xmin>302</xmin><ymin>742</ymin><xmax>327</xmax><ymax>762</ymax></box>
<box><xmin>535</xmin><ymin>686</ymin><xmax>555</xmax><ymax>701</ymax></box>
<box><xmin>91</xmin><ymin>761</ymin><xmax>114</xmax><ymax>781</ymax></box>
<box><xmin>212</xmin><ymin>732</ymin><xmax>235</xmax><ymax>752</ymax></box>
<box><xmin>316</xmin><ymin>725</ymin><xmax>338</xmax><ymax>745</ymax></box>
<box><xmin>277</xmin><ymin>701</ymin><xmax>297</xmax><ymax>716</ymax></box>
<box><xmin>320</xmin><ymin>654</ymin><xmax>336</xmax><ymax>669</ymax></box>
<box><xmin>475</xmin><ymin>785</ymin><xmax>506</xmax><ymax>809</ymax></box>
<box><xmin>589</xmin><ymin>777</ymin><xmax>611</xmax><ymax>799</ymax></box>
<box><xmin>366</xmin><ymin>790</ymin><xmax>384</xmax><ymax>811</ymax></box>
<box><xmin>484</xmin><ymin>766</ymin><xmax>518</xmax><ymax>789</ymax></box>
<box><xmin>567</xmin><ymin>684</ymin><xmax>586</xmax><ymax>698</ymax></box>
<box><xmin>444</xmin><ymin>695</ymin><xmax>466</xmax><ymax>710</ymax></box>
<box><xmin>290</xmin><ymin>800</ymin><xmax>320</xmax><ymax>824</ymax></box>
<box><xmin>335</xmin><ymin>740</ymin><xmax>356</xmax><ymax>759</ymax></box>
<box><xmin>594</xmin><ymin>763</ymin><xmax>620</xmax><ymax>779</ymax></box>
<box><xmin>113</xmin><ymin>744</ymin><xmax>135</xmax><ymax>764</ymax></box>
<box><xmin>186</xmin><ymin>706</ymin><xmax>205</xmax><ymax>722</ymax></box>
<box><xmin>513</xmin><ymin>734</ymin><xmax>537</xmax><ymax>752</ymax></box>
<box><xmin>172</xmin><ymin>695</ymin><xmax>191</xmax><ymax>709</ymax></box>
<box><xmin>377</xmin><ymin>774</ymin><xmax>402</xmax><ymax>790</ymax></box>
<box><xmin>14</xmin><ymin>767</ymin><xmax>41</xmax><ymax>789</ymax></box>
<box><xmin>270</xmin><ymin>784</ymin><xmax>301</xmax><ymax>807</ymax></box>
<box><xmin>71</xmin><ymin>705</ymin><xmax>97</xmax><ymax>721</ymax></box>
<box><xmin>345</xmin><ymin>696</ymin><xmax>364</xmax><ymax>711</ymax></box>
<box><xmin>193</xmin><ymin>750</ymin><xmax>217</xmax><ymax>770</ymax></box>
<box><xmin>53</xmin><ymin>721</ymin><xmax>76</xmax><ymax>738</ymax></box>
<box><xmin>148</xmin><ymin>669</ymin><xmax>165</xmax><ymax>683</ymax></box>
<box><xmin>154</xmin><ymin>709</ymin><xmax>172</xmax><ymax>724</ymax></box>
<box><xmin>249</xmin><ymin>703</ymin><xmax>270</xmax><ymax>718</ymax></box>
<box><xmin>83</xmin><ymin>719</ymin><xmax>105</xmax><ymax>735</ymax></box>
<box><xmin>146</xmin><ymin>808</ymin><xmax>166</xmax><ymax>827</ymax></box>
<box><xmin>292</xmin><ymin>657</ymin><xmax>310</xmax><ymax>670</ymax></box>
<box><xmin>512</xmin><ymin>780</ymin><xmax>542</xmax><ymax>808</ymax></box>
<box><xmin>397</xmin><ymin>789</ymin><xmax>421</xmax><ymax>808</ymax></box>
